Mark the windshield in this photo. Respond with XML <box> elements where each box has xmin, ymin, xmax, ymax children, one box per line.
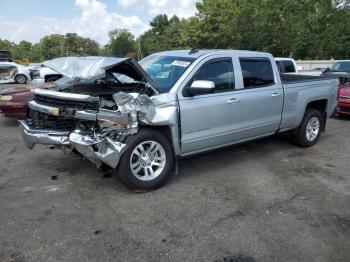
<box><xmin>330</xmin><ymin>61</ymin><xmax>350</xmax><ymax>72</ymax></box>
<box><xmin>139</xmin><ymin>55</ymin><xmax>195</xmax><ymax>93</ymax></box>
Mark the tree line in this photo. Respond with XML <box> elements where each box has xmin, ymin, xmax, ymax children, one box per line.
<box><xmin>1</xmin><ymin>0</ymin><xmax>350</xmax><ymax>62</ymax></box>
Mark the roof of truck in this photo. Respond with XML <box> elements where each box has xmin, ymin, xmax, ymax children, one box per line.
<box><xmin>154</xmin><ymin>49</ymin><xmax>271</xmax><ymax>59</ymax></box>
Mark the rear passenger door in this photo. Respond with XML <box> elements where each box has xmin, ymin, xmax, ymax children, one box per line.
<box><xmin>236</xmin><ymin>57</ymin><xmax>284</xmax><ymax>138</ymax></box>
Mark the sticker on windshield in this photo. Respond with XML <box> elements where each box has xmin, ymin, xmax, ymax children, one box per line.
<box><xmin>171</xmin><ymin>60</ymin><xmax>191</xmax><ymax>67</ymax></box>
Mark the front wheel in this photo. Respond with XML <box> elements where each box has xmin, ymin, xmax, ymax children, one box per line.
<box><xmin>294</xmin><ymin>109</ymin><xmax>323</xmax><ymax>147</ymax></box>
<box><xmin>116</xmin><ymin>128</ymin><xmax>175</xmax><ymax>191</ymax></box>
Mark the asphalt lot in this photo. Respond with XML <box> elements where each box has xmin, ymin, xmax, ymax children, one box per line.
<box><xmin>0</xmin><ymin>115</ymin><xmax>349</xmax><ymax>262</ymax></box>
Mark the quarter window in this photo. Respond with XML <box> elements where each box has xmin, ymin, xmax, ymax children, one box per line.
<box><xmin>192</xmin><ymin>59</ymin><xmax>235</xmax><ymax>93</ymax></box>
<box><xmin>240</xmin><ymin>57</ymin><xmax>275</xmax><ymax>88</ymax></box>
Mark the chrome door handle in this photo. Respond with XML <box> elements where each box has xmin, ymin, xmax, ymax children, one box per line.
<box><xmin>227</xmin><ymin>98</ymin><xmax>241</xmax><ymax>104</ymax></box>
<box><xmin>271</xmin><ymin>93</ymin><xmax>281</xmax><ymax>97</ymax></box>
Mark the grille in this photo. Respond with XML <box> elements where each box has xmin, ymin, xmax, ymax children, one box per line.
<box><xmin>34</xmin><ymin>94</ymin><xmax>99</xmax><ymax>112</ymax></box>
<box><xmin>339</xmin><ymin>96</ymin><xmax>350</xmax><ymax>100</ymax></box>
<box><xmin>339</xmin><ymin>107</ymin><xmax>350</xmax><ymax>113</ymax></box>
<box><xmin>27</xmin><ymin>111</ymin><xmax>77</xmax><ymax>132</ymax></box>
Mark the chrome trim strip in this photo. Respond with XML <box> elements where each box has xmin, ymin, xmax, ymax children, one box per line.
<box><xmin>32</xmin><ymin>89</ymin><xmax>99</xmax><ymax>102</ymax></box>
<box><xmin>28</xmin><ymin>101</ymin><xmax>98</xmax><ymax>120</ymax></box>
<box><xmin>74</xmin><ymin>110</ymin><xmax>97</xmax><ymax>121</ymax></box>
<box><xmin>28</xmin><ymin>101</ymin><xmax>59</xmax><ymax>116</ymax></box>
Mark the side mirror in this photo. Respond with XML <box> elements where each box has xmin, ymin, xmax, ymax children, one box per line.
<box><xmin>187</xmin><ymin>80</ymin><xmax>215</xmax><ymax>96</ymax></box>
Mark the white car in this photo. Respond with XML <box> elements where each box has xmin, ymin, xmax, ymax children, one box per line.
<box><xmin>275</xmin><ymin>58</ymin><xmax>299</xmax><ymax>74</ymax></box>
<box><xmin>31</xmin><ymin>65</ymin><xmax>63</xmax><ymax>83</ymax></box>
<box><xmin>0</xmin><ymin>62</ymin><xmax>32</xmax><ymax>84</ymax></box>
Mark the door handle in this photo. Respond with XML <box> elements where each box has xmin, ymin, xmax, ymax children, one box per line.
<box><xmin>271</xmin><ymin>93</ymin><xmax>281</xmax><ymax>97</ymax></box>
<box><xmin>227</xmin><ymin>98</ymin><xmax>241</xmax><ymax>104</ymax></box>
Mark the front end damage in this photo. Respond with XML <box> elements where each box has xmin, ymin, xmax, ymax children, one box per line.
<box><xmin>19</xmin><ymin>56</ymin><xmax>178</xmax><ymax>169</ymax></box>
<box><xmin>19</xmin><ymin>88</ymin><xmax>177</xmax><ymax>169</ymax></box>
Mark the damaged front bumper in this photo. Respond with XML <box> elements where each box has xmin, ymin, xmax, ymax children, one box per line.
<box><xmin>19</xmin><ymin>120</ymin><xmax>70</xmax><ymax>149</ymax></box>
<box><xmin>19</xmin><ymin>120</ymin><xmax>127</xmax><ymax>169</ymax></box>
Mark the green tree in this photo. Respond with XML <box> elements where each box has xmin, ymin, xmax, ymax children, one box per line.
<box><xmin>139</xmin><ymin>14</ymin><xmax>189</xmax><ymax>57</ymax></box>
<box><xmin>108</xmin><ymin>29</ymin><xmax>137</xmax><ymax>57</ymax></box>
<box><xmin>64</xmin><ymin>33</ymin><xmax>99</xmax><ymax>56</ymax></box>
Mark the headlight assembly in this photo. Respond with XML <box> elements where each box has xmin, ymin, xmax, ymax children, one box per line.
<box><xmin>0</xmin><ymin>95</ymin><xmax>13</xmax><ymax>101</ymax></box>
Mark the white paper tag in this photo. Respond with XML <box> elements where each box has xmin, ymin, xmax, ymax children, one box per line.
<box><xmin>171</xmin><ymin>60</ymin><xmax>191</xmax><ymax>67</ymax></box>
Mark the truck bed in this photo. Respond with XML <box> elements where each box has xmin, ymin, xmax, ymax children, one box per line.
<box><xmin>280</xmin><ymin>73</ymin><xmax>333</xmax><ymax>84</ymax></box>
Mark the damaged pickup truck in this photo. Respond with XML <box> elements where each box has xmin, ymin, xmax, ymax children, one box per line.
<box><xmin>20</xmin><ymin>50</ymin><xmax>339</xmax><ymax>190</ymax></box>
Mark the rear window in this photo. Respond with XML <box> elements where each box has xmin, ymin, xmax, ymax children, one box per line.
<box><xmin>240</xmin><ymin>57</ymin><xmax>275</xmax><ymax>88</ymax></box>
<box><xmin>284</xmin><ymin>60</ymin><xmax>296</xmax><ymax>73</ymax></box>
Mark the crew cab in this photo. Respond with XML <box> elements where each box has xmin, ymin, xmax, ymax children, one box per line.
<box><xmin>19</xmin><ymin>50</ymin><xmax>339</xmax><ymax>190</ymax></box>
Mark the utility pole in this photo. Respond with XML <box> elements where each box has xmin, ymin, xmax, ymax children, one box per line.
<box><xmin>137</xmin><ymin>38</ymin><xmax>143</xmax><ymax>60</ymax></box>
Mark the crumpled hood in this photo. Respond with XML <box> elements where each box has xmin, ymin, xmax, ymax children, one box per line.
<box><xmin>43</xmin><ymin>57</ymin><xmax>127</xmax><ymax>80</ymax></box>
<box><xmin>43</xmin><ymin>56</ymin><xmax>159</xmax><ymax>92</ymax></box>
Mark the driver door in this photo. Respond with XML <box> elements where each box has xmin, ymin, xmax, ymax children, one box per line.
<box><xmin>178</xmin><ymin>57</ymin><xmax>243</xmax><ymax>155</ymax></box>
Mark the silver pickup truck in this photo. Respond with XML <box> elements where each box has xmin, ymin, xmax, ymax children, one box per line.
<box><xmin>19</xmin><ymin>50</ymin><xmax>339</xmax><ymax>190</ymax></box>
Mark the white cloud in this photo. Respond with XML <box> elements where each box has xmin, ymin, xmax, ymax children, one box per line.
<box><xmin>0</xmin><ymin>0</ymin><xmax>199</xmax><ymax>45</ymax></box>
<box><xmin>117</xmin><ymin>0</ymin><xmax>198</xmax><ymax>18</ymax></box>
<box><xmin>0</xmin><ymin>0</ymin><xmax>149</xmax><ymax>45</ymax></box>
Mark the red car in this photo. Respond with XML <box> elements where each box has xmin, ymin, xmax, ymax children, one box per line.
<box><xmin>337</xmin><ymin>82</ymin><xmax>350</xmax><ymax>116</ymax></box>
<box><xmin>0</xmin><ymin>83</ymin><xmax>56</xmax><ymax>118</ymax></box>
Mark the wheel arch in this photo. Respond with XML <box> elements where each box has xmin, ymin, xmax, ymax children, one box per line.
<box><xmin>305</xmin><ymin>99</ymin><xmax>328</xmax><ymax>132</ymax></box>
<box><xmin>44</xmin><ymin>74</ymin><xmax>62</xmax><ymax>82</ymax></box>
<box><xmin>139</xmin><ymin>125</ymin><xmax>179</xmax><ymax>156</ymax></box>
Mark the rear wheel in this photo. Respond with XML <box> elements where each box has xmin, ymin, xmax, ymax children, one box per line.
<box><xmin>294</xmin><ymin>109</ymin><xmax>323</xmax><ymax>147</ymax></box>
<box><xmin>15</xmin><ymin>74</ymin><xmax>27</xmax><ymax>84</ymax></box>
<box><xmin>116</xmin><ymin>128</ymin><xmax>175</xmax><ymax>191</ymax></box>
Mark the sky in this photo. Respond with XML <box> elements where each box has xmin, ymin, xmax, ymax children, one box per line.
<box><xmin>0</xmin><ymin>0</ymin><xmax>199</xmax><ymax>45</ymax></box>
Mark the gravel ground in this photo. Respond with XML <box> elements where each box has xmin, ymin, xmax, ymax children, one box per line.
<box><xmin>0</xmin><ymin>115</ymin><xmax>349</xmax><ymax>262</ymax></box>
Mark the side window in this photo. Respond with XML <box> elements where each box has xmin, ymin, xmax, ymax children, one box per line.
<box><xmin>192</xmin><ymin>59</ymin><xmax>235</xmax><ymax>93</ymax></box>
<box><xmin>240</xmin><ymin>57</ymin><xmax>275</xmax><ymax>88</ymax></box>
<box><xmin>284</xmin><ymin>60</ymin><xmax>296</xmax><ymax>73</ymax></box>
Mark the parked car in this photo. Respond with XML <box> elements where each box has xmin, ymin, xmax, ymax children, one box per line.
<box><xmin>322</xmin><ymin>60</ymin><xmax>350</xmax><ymax>84</ymax></box>
<box><xmin>31</xmin><ymin>65</ymin><xmax>63</xmax><ymax>83</ymax></box>
<box><xmin>337</xmin><ymin>82</ymin><xmax>350</xmax><ymax>116</ymax></box>
<box><xmin>0</xmin><ymin>81</ymin><xmax>59</xmax><ymax>118</ymax></box>
<box><xmin>19</xmin><ymin>51</ymin><xmax>338</xmax><ymax>190</ymax></box>
<box><xmin>275</xmin><ymin>58</ymin><xmax>299</xmax><ymax>74</ymax></box>
<box><xmin>0</xmin><ymin>62</ymin><xmax>32</xmax><ymax>84</ymax></box>
<box><xmin>299</xmin><ymin>68</ymin><xmax>326</xmax><ymax>76</ymax></box>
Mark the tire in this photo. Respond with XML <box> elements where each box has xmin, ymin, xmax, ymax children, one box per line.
<box><xmin>15</xmin><ymin>74</ymin><xmax>27</xmax><ymax>84</ymax></box>
<box><xmin>294</xmin><ymin>109</ymin><xmax>323</xmax><ymax>147</ymax></box>
<box><xmin>116</xmin><ymin>128</ymin><xmax>175</xmax><ymax>191</ymax></box>
<box><xmin>46</xmin><ymin>76</ymin><xmax>60</xmax><ymax>82</ymax></box>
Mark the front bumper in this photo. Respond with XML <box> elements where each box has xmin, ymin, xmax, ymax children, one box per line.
<box><xmin>337</xmin><ymin>100</ymin><xmax>350</xmax><ymax>115</ymax></box>
<box><xmin>19</xmin><ymin>120</ymin><xmax>127</xmax><ymax>169</ymax></box>
<box><xmin>19</xmin><ymin>120</ymin><xmax>70</xmax><ymax>149</ymax></box>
